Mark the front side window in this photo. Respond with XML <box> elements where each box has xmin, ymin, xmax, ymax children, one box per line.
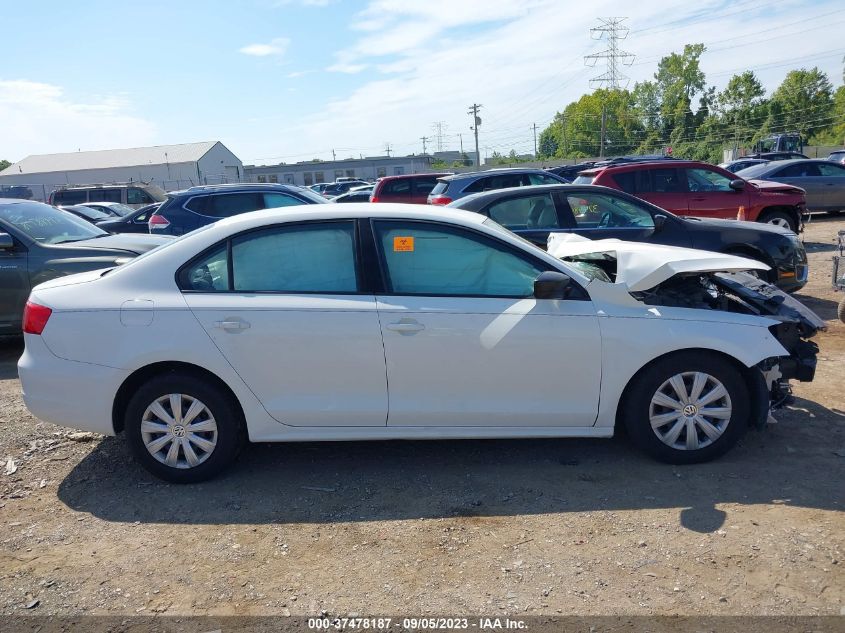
<box><xmin>486</xmin><ymin>194</ymin><xmax>559</xmax><ymax>230</ymax></box>
<box><xmin>686</xmin><ymin>168</ymin><xmax>733</xmax><ymax>192</ymax></box>
<box><xmin>373</xmin><ymin>221</ymin><xmax>543</xmax><ymax>297</ymax></box>
<box><xmin>565</xmin><ymin>193</ymin><xmax>655</xmax><ymax>229</ymax></box>
<box><xmin>817</xmin><ymin>163</ymin><xmax>845</xmax><ymax>177</ymax></box>
<box><xmin>127</xmin><ymin>188</ymin><xmax>154</xmax><ymax>204</ymax></box>
<box><xmin>263</xmin><ymin>193</ymin><xmax>303</xmax><ymax>208</ymax></box>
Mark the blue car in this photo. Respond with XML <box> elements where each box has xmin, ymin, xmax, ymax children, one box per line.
<box><xmin>149</xmin><ymin>183</ymin><xmax>327</xmax><ymax>236</ymax></box>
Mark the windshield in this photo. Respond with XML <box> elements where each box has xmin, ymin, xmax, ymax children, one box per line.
<box><xmin>106</xmin><ymin>203</ymin><xmax>135</xmax><ymax>216</ymax></box>
<box><xmin>67</xmin><ymin>205</ymin><xmax>110</xmax><ymax>221</ymax></box>
<box><xmin>734</xmin><ymin>163</ymin><xmax>772</xmax><ymax>179</ymax></box>
<box><xmin>0</xmin><ymin>202</ymin><xmax>107</xmax><ymax>244</ymax></box>
<box><xmin>293</xmin><ymin>187</ymin><xmax>330</xmax><ymax>204</ymax></box>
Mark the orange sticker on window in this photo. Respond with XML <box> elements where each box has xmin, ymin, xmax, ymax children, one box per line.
<box><xmin>393</xmin><ymin>236</ymin><xmax>414</xmax><ymax>252</ymax></box>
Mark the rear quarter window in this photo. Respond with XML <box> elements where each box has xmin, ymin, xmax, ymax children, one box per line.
<box><xmin>572</xmin><ymin>175</ymin><xmax>595</xmax><ymax>185</ymax></box>
<box><xmin>429</xmin><ymin>181</ymin><xmax>450</xmax><ymax>195</ymax></box>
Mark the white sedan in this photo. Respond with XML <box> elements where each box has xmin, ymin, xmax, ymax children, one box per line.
<box><xmin>18</xmin><ymin>204</ymin><xmax>823</xmax><ymax>482</ymax></box>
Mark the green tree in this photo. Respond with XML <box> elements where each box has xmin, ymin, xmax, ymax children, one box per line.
<box><xmin>716</xmin><ymin>71</ymin><xmax>768</xmax><ymax>149</ymax></box>
<box><xmin>765</xmin><ymin>67</ymin><xmax>834</xmax><ymax>140</ymax></box>
<box><xmin>0</xmin><ymin>160</ymin><xmax>11</xmax><ymax>171</ymax></box>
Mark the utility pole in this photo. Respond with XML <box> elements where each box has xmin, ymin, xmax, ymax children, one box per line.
<box><xmin>420</xmin><ymin>136</ymin><xmax>430</xmax><ymax>155</ymax></box>
<box><xmin>459</xmin><ymin>133</ymin><xmax>464</xmax><ymax>155</ymax></box>
<box><xmin>384</xmin><ymin>143</ymin><xmax>392</xmax><ymax>158</ymax></box>
<box><xmin>584</xmin><ymin>18</ymin><xmax>635</xmax><ymax>159</ymax></box>
<box><xmin>332</xmin><ymin>149</ymin><xmax>336</xmax><ymax>161</ymax></box>
<box><xmin>468</xmin><ymin>104</ymin><xmax>482</xmax><ymax>166</ymax></box>
<box><xmin>532</xmin><ymin>123</ymin><xmax>538</xmax><ymax>159</ymax></box>
<box><xmin>562</xmin><ymin>114</ymin><xmax>568</xmax><ymax>157</ymax></box>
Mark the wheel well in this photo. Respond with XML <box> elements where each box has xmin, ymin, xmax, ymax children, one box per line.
<box><xmin>111</xmin><ymin>361</ymin><xmax>245</xmax><ymax>434</ymax></box>
<box><xmin>758</xmin><ymin>205</ymin><xmax>800</xmax><ymax>227</ymax></box>
<box><xmin>615</xmin><ymin>348</ymin><xmax>765</xmax><ymax>429</ymax></box>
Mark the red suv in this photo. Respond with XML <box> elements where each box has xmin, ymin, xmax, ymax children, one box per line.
<box><xmin>370</xmin><ymin>173</ymin><xmax>451</xmax><ymax>204</ymax></box>
<box><xmin>574</xmin><ymin>160</ymin><xmax>806</xmax><ymax>232</ymax></box>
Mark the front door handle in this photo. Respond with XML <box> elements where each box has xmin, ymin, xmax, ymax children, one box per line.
<box><xmin>214</xmin><ymin>319</ymin><xmax>251</xmax><ymax>331</ymax></box>
<box><xmin>386</xmin><ymin>319</ymin><xmax>425</xmax><ymax>334</ymax></box>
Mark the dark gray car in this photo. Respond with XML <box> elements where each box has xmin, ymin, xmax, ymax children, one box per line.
<box><xmin>0</xmin><ymin>200</ymin><xmax>172</xmax><ymax>333</ymax></box>
<box><xmin>426</xmin><ymin>168</ymin><xmax>568</xmax><ymax>205</ymax></box>
<box><xmin>736</xmin><ymin>159</ymin><xmax>845</xmax><ymax>214</ymax></box>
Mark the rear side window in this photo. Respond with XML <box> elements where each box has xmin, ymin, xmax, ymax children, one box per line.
<box><xmin>89</xmin><ymin>188</ymin><xmax>122</xmax><ymax>203</ymax></box>
<box><xmin>643</xmin><ymin>168</ymin><xmax>684</xmax><ymax>193</ymax></box>
<box><xmin>413</xmin><ymin>177</ymin><xmax>439</xmax><ymax>196</ymax></box>
<box><xmin>611</xmin><ymin>171</ymin><xmax>637</xmax><ymax>193</ymax></box>
<box><xmin>465</xmin><ymin>173</ymin><xmax>527</xmax><ymax>193</ymax></box>
<box><xmin>53</xmin><ymin>190</ymin><xmax>87</xmax><ymax>205</ymax></box>
<box><xmin>429</xmin><ymin>181</ymin><xmax>450</xmax><ymax>195</ymax></box>
<box><xmin>486</xmin><ymin>193</ymin><xmax>559</xmax><ymax>230</ymax></box>
<box><xmin>178</xmin><ymin>222</ymin><xmax>358</xmax><ymax>293</ymax></box>
<box><xmin>382</xmin><ymin>179</ymin><xmax>412</xmax><ymax>197</ymax></box>
<box><xmin>204</xmin><ymin>193</ymin><xmax>264</xmax><ymax>218</ymax></box>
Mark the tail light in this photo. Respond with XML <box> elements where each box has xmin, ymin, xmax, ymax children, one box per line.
<box><xmin>370</xmin><ymin>196</ymin><xmax>379</xmax><ymax>203</ymax></box>
<box><xmin>148</xmin><ymin>213</ymin><xmax>170</xmax><ymax>230</ymax></box>
<box><xmin>428</xmin><ymin>195</ymin><xmax>452</xmax><ymax>205</ymax></box>
<box><xmin>23</xmin><ymin>301</ymin><xmax>52</xmax><ymax>335</ymax></box>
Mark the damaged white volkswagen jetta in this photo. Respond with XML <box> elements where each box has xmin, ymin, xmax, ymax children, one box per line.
<box><xmin>18</xmin><ymin>204</ymin><xmax>824</xmax><ymax>482</ymax></box>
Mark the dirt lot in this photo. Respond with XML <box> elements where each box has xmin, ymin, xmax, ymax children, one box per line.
<box><xmin>1</xmin><ymin>217</ymin><xmax>843</xmax><ymax>618</ymax></box>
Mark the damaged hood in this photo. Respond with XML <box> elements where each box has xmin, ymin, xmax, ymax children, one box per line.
<box><xmin>547</xmin><ymin>234</ymin><xmax>769</xmax><ymax>292</ymax></box>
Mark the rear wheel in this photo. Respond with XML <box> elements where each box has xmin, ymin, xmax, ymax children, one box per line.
<box><xmin>124</xmin><ymin>372</ymin><xmax>244</xmax><ymax>483</ymax></box>
<box><xmin>622</xmin><ymin>353</ymin><xmax>749</xmax><ymax>464</ymax></box>
<box><xmin>757</xmin><ymin>209</ymin><xmax>797</xmax><ymax>232</ymax></box>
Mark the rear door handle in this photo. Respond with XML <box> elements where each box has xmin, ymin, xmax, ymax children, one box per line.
<box><xmin>386</xmin><ymin>319</ymin><xmax>425</xmax><ymax>334</ymax></box>
<box><xmin>214</xmin><ymin>319</ymin><xmax>251</xmax><ymax>331</ymax></box>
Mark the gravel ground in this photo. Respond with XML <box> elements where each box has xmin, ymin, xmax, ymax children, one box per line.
<box><xmin>0</xmin><ymin>216</ymin><xmax>843</xmax><ymax>618</ymax></box>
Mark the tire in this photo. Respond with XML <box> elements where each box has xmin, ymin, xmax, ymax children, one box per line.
<box><xmin>124</xmin><ymin>372</ymin><xmax>245</xmax><ymax>483</ymax></box>
<box><xmin>757</xmin><ymin>210</ymin><xmax>797</xmax><ymax>233</ymax></box>
<box><xmin>838</xmin><ymin>297</ymin><xmax>845</xmax><ymax>324</ymax></box>
<box><xmin>622</xmin><ymin>353</ymin><xmax>750</xmax><ymax>465</ymax></box>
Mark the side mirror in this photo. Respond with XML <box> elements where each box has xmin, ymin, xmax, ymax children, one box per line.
<box><xmin>729</xmin><ymin>179</ymin><xmax>746</xmax><ymax>191</ymax></box>
<box><xmin>653</xmin><ymin>214</ymin><xmax>667</xmax><ymax>232</ymax></box>
<box><xmin>534</xmin><ymin>271</ymin><xmax>571</xmax><ymax>300</ymax></box>
<box><xmin>0</xmin><ymin>232</ymin><xmax>13</xmax><ymax>250</ymax></box>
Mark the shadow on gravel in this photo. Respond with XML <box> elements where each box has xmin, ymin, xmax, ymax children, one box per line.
<box><xmin>57</xmin><ymin>397</ymin><xmax>844</xmax><ymax>533</ymax></box>
<box><xmin>0</xmin><ymin>336</ymin><xmax>23</xmax><ymax>380</ymax></box>
<box><xmin>793</xmin><ymin>294</ymin><xmax>840</xmax><ymax>321</ymax></box>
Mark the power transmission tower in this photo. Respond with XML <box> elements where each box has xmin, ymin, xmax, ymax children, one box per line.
<box><xmin>431</xmin><ymin>122</ymin><xmax>447</xmax><ymax>152</ymax></box>
<box><xmin>384</xmin><ymin>143</ymin><xmax>392</xmax><ymax>158</ymax></box>
<box><xmin>584</xmin><ymin>17</ymin><xmax>635</xmax><ymax>158</ymax></box>
<box><xmin>468</xmin><ymin>104</ymin><xmax>482</xmax><ymax>166</ymax></box>
<box><xmin>420</xmin><ymin>136</ymin><xmax>430</xmax><ymax>155</ymax></box>
<box><xmin>532</xmin><ymin>123</ymin><xmax>538</xmax><ymax>159</ymax></box>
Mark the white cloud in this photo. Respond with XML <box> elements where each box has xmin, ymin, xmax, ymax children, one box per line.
<box><xmin>260</xmin><ymin>0</ymin><xmax>845</xmax><ymax>164</ymax></box>
<box><xmin>239</xmin><ymin>37</ymin><xmax>290</xmax><ymax>57</ymax></box>
<box><xmin>0</xmin><ymin>79</ymin><xmax>156</xmax><ymax>161</ymax></box>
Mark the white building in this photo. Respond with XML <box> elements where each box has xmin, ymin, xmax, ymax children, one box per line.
<box><xmin>0</xmin><ymin>141</ymin><xmax>243</xmax><ymax>200</ymax></box>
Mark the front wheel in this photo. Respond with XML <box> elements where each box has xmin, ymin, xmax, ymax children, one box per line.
<box><xmin>622</xmin><ymin>353</ymin><xmax>750</xmax><ymax>464</ymax></box>
<box><xmin>757</xmin><ymin>210</ymin><xmax>797</xmax><ymax>233</ymax></box>
<box><xmin>124</xmin><ymin>372</ymin><xmax>244</xmax><ymax>483</ymax></box>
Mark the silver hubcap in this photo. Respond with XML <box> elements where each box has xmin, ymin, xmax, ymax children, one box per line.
<box><xmin>141</xmin><ymin>394</ymin><xmax>217</xmax><ymax>469</ymax></box>
<box><xmin>649</xmin><ymin>372</ymin><xmax>732</xmax><ymax>451</ymax></box>
<box><xmin>767</xmin><ymin>217</ymin><xmax>791</xmax><ymax>229</ymax></box>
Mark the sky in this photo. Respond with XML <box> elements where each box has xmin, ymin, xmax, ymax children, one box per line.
<box><xmin>1</xmin><ymin>0</ymin><xmax>844</xmax><ymax>165</ymax></box>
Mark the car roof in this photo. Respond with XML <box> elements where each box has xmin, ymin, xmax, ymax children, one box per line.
<box><xmin>85</xmin><ymin>201</ymin><xmax>125</xmax><ymax>207</ymax></box>
<box><xmin>439</xmin><ymin>167</ymin><xmax>552</xmax><ymax>182</ymax></box>
<box><xmin>377</xmin><ymin>172</ymin><xmax>451</xmax><ymax>182</ymax></box>
<box><xmin>580</xmin><ymin>159</ymin><xmax>714</xmax><ymax>175</ymax></box>
<box><xmin>169</xmin><ymin>182</ymin><xmax>302</xmax><ymax>196</ymax></box>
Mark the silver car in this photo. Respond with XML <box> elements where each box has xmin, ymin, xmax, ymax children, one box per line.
<box><xmin>736</xmin><ymin>159</ymin><xmax>845</xmax><ymax>214</ymax></box>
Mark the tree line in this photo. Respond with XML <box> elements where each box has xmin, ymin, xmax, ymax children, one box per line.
<box><xmin>538</xmin><ymin>44</ymin><xmax>845</xmax><ymax>163</ymax></box>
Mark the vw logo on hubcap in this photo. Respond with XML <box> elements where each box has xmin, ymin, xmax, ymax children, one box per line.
<box><xmin>682</xmin><ymin>404</ymin><xmax>697</xmax><ymax>417</ymax></box>
<box><xmin>172</xmin><ymin>425</ymin><xmax>186</xmax><ymax>438</ymax></box>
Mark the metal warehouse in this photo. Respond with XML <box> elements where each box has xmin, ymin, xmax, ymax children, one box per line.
<box><xmin>0</xmin><ymin>141</ymin><xmax>244</xmax><ymax>200</ymax></box>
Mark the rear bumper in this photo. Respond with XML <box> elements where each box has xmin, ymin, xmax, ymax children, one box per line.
<box><xmin>18</xmin><ymin>335</ymin><xmax>127</xmax><ymax>435</ymax></box>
